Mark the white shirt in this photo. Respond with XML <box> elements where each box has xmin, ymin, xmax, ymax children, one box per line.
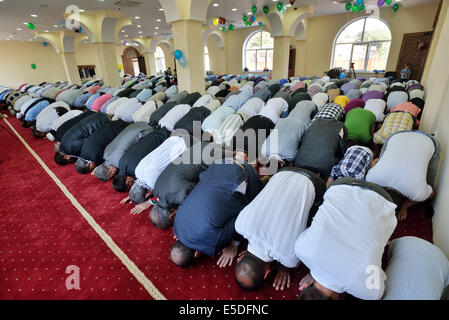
<box><xmin>132</xmin><ymin>100</ymin><xmax>162</xmax><ymax>123</ymax></box>
<box><xmin>294</xmin><ymin>184</ymin><xmax>397</xmax><ymax>300</ymax></box>
<box><xmin>106</xmin><ymin>97</ymin><xmax>129</xmax><ymax>115</ymax></box>
<box><xmin>236</xmin><ymin>171</ymin><xmax>316</xmax><ymax>268</ymax></box>
<box><xmin>364</xmin><ymin>99</ymin><xmax>386</xmax><ymax>122</ymax></box>
<box><xmin>158</xmin><ymin>104</ymin><xmax>191</xmax><ymax>132</ymax></box>
<box><xmin>193</xmin><ymin>94</ymin><xmax>213</xmax><ymax>108</ymax></box>
<box><xmin>258</xmin><ymin>98</ymin><xmax>288</xmax><ymax>125</ymax></box>
<box><xmin>366</xmin><ymin>131</ymin><xmax>435</xmax><ymax>202</ymax></box>
<box><xmin>35</xmin><ymin>101</ymin><xmax>70</xmax><ymax>132</ymax></box>
<box><xmin>239</xmin><ymin>97</ymin><xmax>265</xmax><ymax>118</ymax></box>
<box><xmin>134</xmin><ymin>136</ymin><xmax>187</xmax><ymax>190</ymax></box>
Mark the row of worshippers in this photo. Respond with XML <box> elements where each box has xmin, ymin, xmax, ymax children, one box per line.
<box><xmin>2</xmin><ymin>73</ymin><xmax>448</xmax><ymax>300</ymax></box>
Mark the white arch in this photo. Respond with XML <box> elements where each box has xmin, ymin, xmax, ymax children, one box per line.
<box><xmin>202</xmin><ymin>29</ymin><xmax>224</xmax><ymax>48</ymax></box>
<box><xmin>266</xmin><ymin>12</ymin><xmax>283</xmax><ymax>37</ymax></box>
<box><xmin>129</xmin><ymin>40</ymin><xmax>146</xmax><ymax>54</ymax></box>
<box><xmin>149</xmin><ymin>39</ymin><xmax>173</xmax><ymax>53</ymax></box>
<box><xmin>35</xmin><ymin>37</ymin><xmax>60</xmax><ymax>53</ymax></box>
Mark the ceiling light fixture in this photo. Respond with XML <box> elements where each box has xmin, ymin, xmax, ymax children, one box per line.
<box><xmin>158</xmin><ymin>8</ymin><xmax>164</xmax><ymax>11</ymax></box>
<box><xmin>232</xmin><ymin>8</ymin><xmax>237</xmax><ymax>11</ymax></box>
<box><xmin>156</xmin><ymin>19</ymin><xmax>161</xmax><ymax>22</ymax></box>
<box><xmin>30</xmin><ymin>14</ymin><xmax>38</xmax><ymax>17</ymax></box>
<box><xmin>213</xmin><ymin>3</ymin><xmax>219</xmax><ymax>6</ymax></box>
<box><xmin>135</xmin><ymin>16</ymin><xmax>140</xmax><ymax>19</ymax></box>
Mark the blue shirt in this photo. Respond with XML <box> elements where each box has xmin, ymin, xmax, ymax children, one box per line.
<box><xmin>24</xmin><ymin>100</ymin><xmax>51</xmax><ymax>121</ymax></box>
<box><xmin>173</xmin><ymin>159</ymin><xmax>263</xmax><ymax>256</ymax></box>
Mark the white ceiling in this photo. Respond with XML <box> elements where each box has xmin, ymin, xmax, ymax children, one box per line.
<box><xmin>0</xmin><ymin>0</ymin><xmax>438</xmax><ymax>43</ymax></box>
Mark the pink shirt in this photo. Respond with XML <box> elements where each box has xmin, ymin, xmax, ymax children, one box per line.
<box><xmin>90</xmin><ymin>94</ymin><xmax>113</xmax><ymax>112</ymax></box>
<box><xmin>391</xmin><ymin>102</ymin><xmax>421</xmax><ymax>124</ymax></box>
<box><xmin>87</xmin><ymin>85</ymin><xmax>101</xmax><ymax>94</ymax></box>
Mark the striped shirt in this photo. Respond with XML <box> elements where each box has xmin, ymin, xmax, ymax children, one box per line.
<box><xmin>213</xmin><ymin>112</ymin><xmax>249</xmax><ymax>146</ymax></box>
<box><xmin>235</xmin><ymin>170</ymin><xmax>316</xmax><ymax>268</ymax></box>
<box><xmin>158</xmin><ymin>104</ymin><xmax>191</xmax><ymax>132</ymax></box>
<box><xmin>373</xmin><ymin>111</ymin><xmax>414</xmax><ymax>145</ymax></box>
<box><xmin>134</xmin><ymin>136</ymin><xmax>188</xmax><ymax>191</ymax></box>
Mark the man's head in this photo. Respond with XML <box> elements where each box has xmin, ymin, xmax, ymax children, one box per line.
<box><xmin>75</xmin><ymin>159</ymin><xmax>96</xmax><ymax>174</ymax></box>
<box><xmin>129</xmin><ymin>183</ymin><xmax>148</xmax><ymax>204</ymax></box>
<box><xmin>234</xmin><ymin>252</ymin><xmax>269</xmax><ymax>291</ymax></box>
<box><xmin>170</xmin><ymin>240</ymin><xmax>196</xmax><ymax>268</ymax></box>
<box><xmin>112</xmin><ymin>175</ymin><xmax>128</xmax><ymax>193</ymax></box>
<box><xmin>94</xmin><ymin>164</ymin><xmax>118</xmax><ymax>182</ymax></box>
<box><xmin>32</xmin><ymin>129</ymin><xmax>46</xmax><ymax>139</ymax></box>
<box><xmin>404</xmin><ymin>63</ymin><xmax>410</xmax><ymax>69</ymax></box>
<box><xmin>298</xmin><ymin>284</ymin><xmax>335</xmax><ymax>300</ymax></box>
<box><xmin>54</xmin><ymin>152</ymin><xmax>74</xmax><ymax>166</ymax></box>
<box><xmin>150</xmin><ymin>205</ymin><xmax>175</xmax><ymax>229</ymax></box>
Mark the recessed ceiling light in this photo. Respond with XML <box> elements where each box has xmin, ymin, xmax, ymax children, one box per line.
<box><xmin>139</xmin><ymin>35</ymin><xmax>143</xmax><ymax>38</ymax></box>
<box><xmin>213</xmin><ymin>3</ymin><xmax>219</xmax><ymax>6</ymax></box>
<box><xmin>30</xmin><ymin>14</ymin><xmax>38</xmax><ymax>17</ymax></box>
<box><xmin>232</xmin><ymin>8</ymin><xmax>237</xmax><ymax>11</ymax></box>
<box><xmin>23</xmin><ymin>22</ymin><xmax>28</xmax><ymax>25</ymax></box>
<box><xmin>121</xmin><ymin>30</ymin><xmax>125</xmax><ymax>32</ymax></box>
<box><xmin>138</xmin><ymin>31</ymin><xmax>143</xmax><ymax>33</ymax></box>
<box><xmin>158</xmin><ymin>8</ymin><xmax>164</xmax><ymax>11</ymax></box>
<box><xmin>44</xmin><ymin>30</ymin><xmax>49</xmax><ymax>32</ymax></box>
<box><xmin>155</xmin><ymin>27</ymin><xmax>159</xmax><ymax>29</ymax></box>
<box><xmin>286</xmin><ymin>4</ymin><xmax>292</xmax><ymax>7</ymax></box>
<box><xmin>53</xmin><ymin>24</ymin><xmax>58</xmax><ymax>27</ymax></box>
<box><xmin>156</xmin><ymin>19</ymin><xmax>161</xmax><ymax>22</ymax></box>
<box><xmin>135</xmin><ymin>16</ymin><xmax>140</xmax><ymax>19</ymax></box>
<box><xmin>154</xmin><ymin>32</ymin><xmax>158</xmax><ymax>34</ymax></box>
<box><xmin>79</xmin><ymin>9</ymin><xmax>85</xmax><ymax>12</ymax></box>
<box><xmin>137</xmin><ymin>25</ymin><xmax>141</xmax><ymax>27</ymax></box>
<box><xmin>124</xmin><ymin>35</ymin><xmax>128</xmax><ymax>37</ymax></box>
<box><xmin>16</xmin><ymin>28</ymin><xmax>22</xmax><ymax>31</ymax></box>
<box><xmin>29</xmin><ymin>39</ymin><xmax>33</xmax><ymax>41</ymax></box>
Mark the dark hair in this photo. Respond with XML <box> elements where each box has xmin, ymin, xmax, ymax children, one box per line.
<box><xmin>170</xmin><ymin>240</ymin><xmax>195</xmax><ymax>268</ymax></box>
<box><xmin>112</xmin><ymin>175</ymin><xmax>128</xmax><ymax>193</ymax></box>
<box><xmin>298</xmin><ymin>285</ymin><xmax>333</xmax><ymax>300</ymax></box>
<box><xmin>234</xmin><ymin>253</ymin><xmax>265</xmax><ymax>291</ymax></box>
<box><xmin>54</xmin><ymin>152</ymin><xmax>70</xmax><ymax>166</ymax></box>
<box><xmin>129</xmin><ymin>183</ymin><xmax>147</xmax><ymax>204</ymax></box>
<box><xmin>150</xmin><ymin>205</ymin><xmax>173</xmax><ymax>229</ymax></box>
<box><xmin>94</xmin><ymin>164</ymin><xmax>111</xmax><ymax>182</ymax></box>
<box><xmin>75</xmin><ymin>159</ymin><xmax>91</xmax><ymax>174</ymax></box>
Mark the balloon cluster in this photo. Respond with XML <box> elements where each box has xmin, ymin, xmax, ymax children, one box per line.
<box><xmin>174</xmin><ymin>49</ymin><xmax>187</xmax><ymax>67</ymax></box>
<box><xmin>345</xmin><ymin>0</ymin><xmax>400</xmax><ymax>12</ymax></box>
<box><xmin>213</xmin><ymin>17</ymin><xmax>227</xmax><ymax>26</ymax></box>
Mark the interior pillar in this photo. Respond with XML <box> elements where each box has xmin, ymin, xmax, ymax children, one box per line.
<box><xmin>143</xmin><ymin>52</ymin><xmax>158</xmax><ymax>77</ymax></box>
<box><xmin>95</xmin><ymin>42</ymin><xmax>121</xmax><ymax>87</ymax></box>
<box><xmin>60</xmin><ymin>52</ymin><xmax>81</xmax><ymax>85</ymax></box>
<box><xmin>171</xmin><ymin>20</ymin><xmax>205</xmax><ymax>94</ymax></box>
<box><xmin>272</xmin><ymin>36</ymin><xmax>291</xmax><ymax>80</ymax></box>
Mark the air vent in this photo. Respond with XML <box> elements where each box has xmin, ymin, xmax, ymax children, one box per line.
<box><xmin>113</xmin><ymin>1</ymin><xmax>144</xmax><ymax>7</ymax></box>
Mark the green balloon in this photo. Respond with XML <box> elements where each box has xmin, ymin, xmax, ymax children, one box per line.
<box><xmin>27</xmin><ymin>22</ymin><xmax>35</xmax><ymax>30</ymax></box>
<box><xmin>31</xmin><ymin>63</ymin><xmax>36</xmax><ymax>70</ymax></box>
<box><xmin>243</xmin><ymin>15</ymin><xmax>248</xmax><ymax>22</ymax></box>
<box><xmin>263</xmin><ymin>6</ymin><xmax>269</xmax><ymax>14</ymax></box>
<box><xmin>222</xmin><ymin>27</ymin><xmax>226</xmax><ymax>32</ymax></box>
<box><xmin>352</xmin><ymin>4</ymin><xmax>358</xmax><ymax>12</ymax></box>
<box><xmin>251</xmin><ymin>5</ymin><xmax>257</xmax><ymax>14</ymax></box>
<box><xmin>277</xmin><ymin>2</ymin><xmax>283</xmax><ymax>11</ymax></box>
<box><xmin>345</xmin><ymin>2</ymin><xmax>352</xmax><ymax>11</ymax></box>
<box><xmin>392</xmin><ymin>3</ymin><xmax>399</xmax><ymax>11</ymax></box>
<box><xmin>228</xmin><ymin>24</ymin><xmax>235</xmax><ymax>31</ymax></box>
<box><xmin>385</xmin><ymin>0</ymin><xmax>392</xmax><ymax>4</ymax></box>
<box><xmin>358</xmin><ymin>4</ymin><xmax>365</xmax><ymax>11</ymax></box>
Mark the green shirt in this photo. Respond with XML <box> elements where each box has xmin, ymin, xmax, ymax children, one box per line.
<box><xmin>344</xmin><ymin>108</ymin><xmax>376</xmax><ymax>144</ymax></box>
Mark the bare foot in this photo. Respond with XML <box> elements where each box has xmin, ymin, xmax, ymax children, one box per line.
<box><xmin>397</xmin><ymin>206</ymin><xmax>408</xmax><ymax>221</ymax></box>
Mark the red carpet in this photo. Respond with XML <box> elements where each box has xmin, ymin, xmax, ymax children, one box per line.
<box><xmin>0</xmin><ymin>115</ymin><xmax>433</xmax><ymax>300</ymax></box>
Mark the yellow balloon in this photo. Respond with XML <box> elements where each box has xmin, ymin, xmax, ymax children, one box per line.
<box><xmin>118</xmin><ymin>64</ymin><xmax>123</xmax><ymax>71</ymax></box>
<box><xmin>213</xmin><ymin>18</ymin><xmax>219</xmax><ymax>26</ymax></box>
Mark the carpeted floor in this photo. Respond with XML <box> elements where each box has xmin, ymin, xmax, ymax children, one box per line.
<box><xmin>0</xmin><ymin>115</ymin><xmax>433</xmax><ymax>300</ymax></box>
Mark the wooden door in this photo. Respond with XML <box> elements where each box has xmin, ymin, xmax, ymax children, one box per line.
<box><xmin>121</xmin><ymin>55</ymin><xmax>134</xmax><ymax>76</ymax></box>
<box><xmin>395</xmin><ymin>31</ymin><xmax>433</xmax><ymax>82</ymax></box>
<box><xmin>138</xmin><ymin>56</ymin><xmax>147</xmax><ymax>75</ymax></box>
<box><xmin>288</xmin><ymin>48</ymin><xmax>296</xmax><ymax>78</ymax></box>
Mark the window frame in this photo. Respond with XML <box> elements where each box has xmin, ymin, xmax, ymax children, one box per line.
<box><xmin>154</xmin><ymin>46</ymin><xmax>166</xmax><ymax>74</ymax></box>
<box><xmin>204</xmin><ymin>46</ymin><xmax>210</xmax><ymax>73</ymax></box>
<box><xmin>242</xmin><ymin>30</ymin><xmax>274</xmax><ymax>72</ymax></box>
<box><xmin>331</xmin><ymin>17</ymin><xmax>391</xmax><ymax>73</ymax></box>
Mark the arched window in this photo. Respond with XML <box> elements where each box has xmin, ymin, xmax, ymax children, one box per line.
<box><xmin>243</xmin><ymin>31</ymin><xmax>274</xmax><ymax>72</ymax></box>
<box><xmin>204</xmin><ymin>46</ymin><xmax>210</xmax><ymax>73</ymax></box>
<box><xmin>332</xmin><ymin>17</ymin><xmax>391</xmax><ymax>72</ymax></box>
<box><xmin>155</xmin><ymin>46</ymin><xmax>166</xmax><ymax>74</ymax></box>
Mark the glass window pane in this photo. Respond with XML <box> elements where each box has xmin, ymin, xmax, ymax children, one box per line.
<box><xmin>336</xmin><ymin>18</ymin><xmax>364</xmax><ymax>43</ymax></box>
<box><xmin>246</xmin><ymin>50</ymin><xmax>256</xmax><ymax>71</ymax></box>
<box><xmin>363</xmin><ymin>18</ymin><xmax>391</xmax><ymax>41</ymax></box>
<box><xmin>333</xmin><ymin>43</ymin><xmax>352</xmax><ymax>69</ymax></box>
<box><xmin>261</xmin><ymin>31</ymin><xmax>274</xmax><ymax>49</ymax></box>
<box><xmin>366</xmin><ymin>41</ymin><xmax>391</xmax><ymax>71</ymax></box>
<box><xmin>266</xmin><ymin>50</ymin><xmax>273</xmax><ymax>71</ymax></box>
<box><xmin>247</xmin><ymin>32</ymin><xmax>262</xmax><ymax>49</ymax></box>
<box><xmin>351</xmin><ymin>44</ymin><xmax>368</xmax><ymax>71</ymax></box>
<box><xmin>257</xmin><ymin>50</ymin><xmax>267</xmax><ymax>71</ymax></box>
